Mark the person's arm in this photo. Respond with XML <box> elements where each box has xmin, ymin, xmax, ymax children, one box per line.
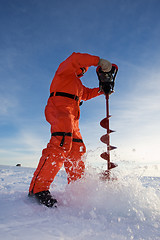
<box><xmin>82</xmin><ymin>85</ymin><xmax>103</xmax><ymax>101</ymax></box>
<box><xmin>57</xmin><ymin>52</ymin><xmax>100</xmax><ymax>76</ymax></box>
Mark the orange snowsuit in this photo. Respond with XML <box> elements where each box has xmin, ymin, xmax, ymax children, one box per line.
<box><xmin>29</xmin><ymin>52</ymin><xmax>102</xmax><ymax>194</ymax></box>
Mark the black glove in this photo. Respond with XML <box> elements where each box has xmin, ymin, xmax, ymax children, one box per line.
<box><xmin>96</xmin><ymin>65</ymin><xmax>118</xmax><ymax>95</ymax></box>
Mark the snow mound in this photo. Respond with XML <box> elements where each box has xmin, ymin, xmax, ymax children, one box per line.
<box><xmin>0</xmin><ymin>164</ymin><xmax>160</xmax><ymax>240</ymax></box>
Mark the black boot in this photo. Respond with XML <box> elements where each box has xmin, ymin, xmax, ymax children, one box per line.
<box><xmin>29</xmin><ymin>190</ymin><xmax>57</xmax><ymax>208</ymax></box>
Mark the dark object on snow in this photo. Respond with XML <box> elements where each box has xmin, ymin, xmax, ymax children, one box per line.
<box><xmin>29</xmin><ymin>190</ymin><xmax>57</xmax><ymax>208</ymax></box>
<box><xmin>16</xmin><ymin>164</ymin><xmax>21</xmax><ymax>167</ymax></box>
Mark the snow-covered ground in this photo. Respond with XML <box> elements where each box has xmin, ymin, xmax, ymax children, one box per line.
<box><xmin>0</xmin><ymin>159</ymin><xmax>160</xmax><ymax>240</ymax></box>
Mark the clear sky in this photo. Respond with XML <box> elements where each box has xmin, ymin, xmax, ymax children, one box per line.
<box><xmin>0</xmin><ymin>0</ymin><xmax>160</xmax><ymax>168</ymax></box>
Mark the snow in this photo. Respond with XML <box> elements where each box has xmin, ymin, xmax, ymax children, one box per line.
<box><xmin>0</xmin><ymin>160</ymin><xmax>160</xmax><ymax>240</ymax></box>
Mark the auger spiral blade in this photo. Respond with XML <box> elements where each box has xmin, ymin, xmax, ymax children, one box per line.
<box><xmin>100</xmin><ymin>117</ymin><xmax>111</xmax><ymax>129</ymax></box>
<box><xmin>100</xmin><ymin>94</ymin><xmax>118</xmax><ymax>174</ymax></box>
<box><xmin>100</xmin><ymin>135</ymin><xmax>109</xmax><ymax>145</ymax></box>
<box><xmin>100</xmin><ymin>152</ymin><xmax>109</xmax><ymax>161</ymax></box>
<box><xmin>100</xmin><ymin>133</ymin><xmax>116</xmax><ymax>144</ymax></box>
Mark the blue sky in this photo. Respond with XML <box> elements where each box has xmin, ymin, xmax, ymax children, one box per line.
<box><xmin>0</xmin><ymin>0</ymin><xmax>160</xmax><ymax>167</ymax></box>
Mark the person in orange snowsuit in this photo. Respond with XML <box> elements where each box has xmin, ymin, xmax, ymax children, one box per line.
<box><xmin>29</xmin><ymin>52</ymin><xmax>112</xmax><ymax>207</ymax></box>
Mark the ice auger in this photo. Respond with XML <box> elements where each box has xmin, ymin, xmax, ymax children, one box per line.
<box><xmin>96</xmin><ymin>64</ymin><xmax>118</xmax><ymax>177</ymax></box>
